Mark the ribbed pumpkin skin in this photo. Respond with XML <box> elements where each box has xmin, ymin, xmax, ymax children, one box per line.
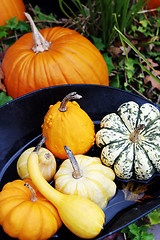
<box><xmin>0</xmin><ymin>179</ymin><xmax>62</xmax><ymax>240</ymax></box>
<box><xmin>2</xmin><ymin>27</ymin><xmax>109</xmax><ymax>99</ymax></box>
<box><xmin>42</xmin><ymin>100</ymin><xmax>95</xmax><ymax>159</ymax></box>
<box><xmin>0</xmin><ymin>0</ymin><xmax>26</xmax><ymax>26</ymax></box>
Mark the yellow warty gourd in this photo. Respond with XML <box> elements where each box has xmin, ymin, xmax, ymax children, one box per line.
<box><xmin>42</xmin><ymin>92</ymin><xmax>95</xmax><ymax>159</ymax></box>
<box><xmin>27</xmin><ymin>137</ymin><xmax>105</xmax><ymax>239</ymax></box>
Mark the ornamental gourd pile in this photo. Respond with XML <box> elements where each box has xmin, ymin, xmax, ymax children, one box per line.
<box><xmin>0</xmin><ymin>92</ymin><xmax>118</xmax><ymax>239</ymax></box>
<box><xmin>26</xmin><ymin>138</ymin><xmax>106</xmax><ymax>239</ymax></box>
<box><xmin>1</xmin><ymin>12</ymin><xmax>109</xmax><ymax>99</ymax></box>
<box><xmin>2</xmin><ymin>93</ymin><xmax>160</xmax><ymax>239</ymax></box>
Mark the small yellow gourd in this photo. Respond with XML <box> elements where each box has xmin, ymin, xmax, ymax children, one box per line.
<box><xmin>54</xmin><ymin>146</ymin><xmax>116</xmax><ymax>209</ymax></box>
<box><xmin>17</xmin><ymin>147</ymin><xmax>56</xmax><ymax>182</ymax></box>
<box><xmin>27</xmin><ymin>137</ymin><xmax>105</xmax><ymax>239</ymax></box>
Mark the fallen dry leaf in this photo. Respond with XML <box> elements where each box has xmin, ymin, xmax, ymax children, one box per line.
<box><xmin>0</xmin><ymin>67</ymin><xmax>6</xmax><ymax>92</ymax></box>
<box><xmin>145</xmin><ymin>70</ymin><xmax>160</xmax><ymax>90</ymax></box>
<box><xmin>0</xmin><ymin>44</ymin><xmax>8</xmax><ymax>62</ymax></box>
<box><xmin>107</xmin><ymin>45</ymin><xmax>122</xmax><ymax>58</ymax></box>
<box><xmin>141</xmin><ymin>58</ymin><xmax>160</xmax><ymax>90</ymax></box>
<box><xmin>122</xmin><ymin>181</ymin><xmax>153</xmax><ymax>202</ymax></box>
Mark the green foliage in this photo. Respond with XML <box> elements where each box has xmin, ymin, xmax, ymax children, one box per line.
<box><xmin>121</xmin><ymin>207</ymin><xmax>160</xmax><ymax>240</ymax></box>
<box><xmin>102</xmin><ymin>53</ymin><xmax>115</xmax><ymax>75</ymax></box>
<box><xmin>90</xmin><ymin>36</ymin><xmax>106</xmax><ymax>51</ymax></box>
<box><xmin>58</xmin><ymin>0</ymin><xmax>146</xmax><ymax>46</ymax></box>
<box><xmin>147</xmin><ymin>207</ymin><xmax>160</xmax><ymax>225</ymax></box>
<box><xmin>121</xmin><ymin>223</ymin><xmax>154</xmax><ymax>240</ymax></box>
<box><xmin>0</xmin><ymin>6</ymin><xmax>57</xmax><ymax>49</ymax></box>
<box><xmin>0</xmin><ymin>17</ymin><xmax>30</xmax><ymax>39</ymax></box>
<box><xmin>33</xmin><ymin>5</ymin><xmax>56</xmax><ymax>21</ymax></box>
<box><xmin>0</xmin><ymin>92</ymin><xmax>13</xmax><ymax>107</ymax></box>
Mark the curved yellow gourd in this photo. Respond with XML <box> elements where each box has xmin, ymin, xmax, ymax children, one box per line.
<box><xmin>27</xmin><ymin>138</ymin><xmax>105</xmax><ymax>239</ymax></box>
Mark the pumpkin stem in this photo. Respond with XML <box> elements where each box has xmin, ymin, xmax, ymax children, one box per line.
<box><xmin>33</xmin><ymin>136</ymin><xmax>46</xmax><ymax>153</ymax></box>
<box><xmin>129</xmin><ymin>124</ymin><xmax>145</xmax><ymax>143</ymax></box>
<box><xmin>59</xmin><ymin>92</ymin><xmax>82</xmax><ymax>112</ymax></box>
<box><xmin>64</xmin><ymin>146</ymin><xmax>82</xmax><ymax>179</ymax></box>
<box><xmin>24</xmin><ymin>183</ymin><xmax>37</xmax><ymax>202</ymax></box>
<box><xmin>24</xmin><ymin>12</ymin><xmax>51</xmax><ymax>53</ymax></box>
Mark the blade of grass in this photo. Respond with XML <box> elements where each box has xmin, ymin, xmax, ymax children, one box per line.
<box><xmin>100</xmin><ymin>0</ymin><xmax>114</xmax><ymax>45</ymax></box>
<box><xmin>119</xmin><ymin>0</ymin><xmax>130</xmax><ymax>32</ymax></box>
<box><xmin>114</xmin><ymin>14</ymin><xmax>128</xmax><ymax>59</ymax></box>
<box><xmin>138</xmin><ymin>63</ymin><xmax>160</xmax><ymax>84</ymax></box>
<box><xmin>71</xmin><ymin>0</ymin><xmax>87</xmax><ymax>18</ymax></box>
<box><xmin>126</xmin><ymin>0</ymin><xmax>146</xmax><ymax>29</ymax></box>
<box><xmin>114</xmin><ymin>26</ymin><xmax>160</xmax><ymax>83</ymax></box>
<box><xmin>58</xmin><ymin>0</ymin><xmax>84</xmax><ymax>33</ymax></box>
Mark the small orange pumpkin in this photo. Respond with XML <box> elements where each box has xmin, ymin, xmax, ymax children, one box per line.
<box><xmin>1</xmin><ymin>12</ymin><xmax>109</xmax><ymax>99</ymax></box>
<box><xmin>42</xmin><ymin>92</ymin><xmax>95</xmax><ymax>159</ymax></box>
<box><xmin>0</xmin><ymin>0</ymin><xmax>26</xmax><ymax>26</ymax></box>
<box><xmin>0</xmin><ymin>178</ymin><xmax>62</xmax><ymax>240</ymax></box>
<box><xmin>144</xmin><ymin>0</ymin><xmax>160</xmax><ymax>15</ymax></box>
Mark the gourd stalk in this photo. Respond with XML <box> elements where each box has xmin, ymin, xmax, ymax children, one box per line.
<box><xmin>59</xmin><ymin>92</ymin><xmax>82</xmax><ymax>112</ymax></box>
<box><xmin>24</xmin><ymin>183</ymin><xmax>37</xmax><ymax>202</ymax></box>
<box><xmin>64</xmin><ymin>145</ymin><xmax>82</xmax><ymax>179</ymax></box>
<box><xmin>129</xmin><ymin>124</ymin><xmax>145</xmax><ymax>143</ymax></box>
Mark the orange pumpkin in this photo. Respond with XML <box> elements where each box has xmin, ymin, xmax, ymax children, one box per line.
<box><xmin>0</xmin><ymin>0</ymin><xmax>26</xmax><ymax>26</ymax></box>
<box><xmin>0</xmin><ymin>178</ymin><xmax>62</xmax><ymax>240</ymax></box>
<box><xmin>1</xmin><ymin>13</ymin><xmax>109</xmax><ymax>99</ymax></box>
<box><xmin>145</xmin><ymin>0</ymin><xmax>160</xmax><ymax>10</ymax></box>
<box><xmin>143</xmin><ymin>0</ymin><xmax>160</xmax><ymax>15</ymax></box>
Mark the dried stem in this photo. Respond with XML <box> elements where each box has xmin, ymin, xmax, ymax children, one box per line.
<box><xmin>24</xmin><ymin>183</ymin><xmax>37</xmax><ymax>202</ymax></box>
<box><xmin>64</xmin><ymin>146</ymin><xmax>82</xmax><ymax>179</ymax></box>
<box><xmin>24</xmin><ymin>12</ymin><xmax>51</xmax><ymax>53</ymax></box>
<box><xmin>129</xmin><ymin>124</ymin><xmax>145</xmax><ymax>143</ymax></box>
<box><xmin>59</xmin><ymin>92</ymin><xmax>82</xmax><ymax>112</ymax></box>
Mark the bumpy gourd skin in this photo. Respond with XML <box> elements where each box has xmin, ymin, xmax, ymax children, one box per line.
<box><xmin>42</xmin><ymin>100</ymin><xmax>95</xmax><ymax>159</ymax></box>
<box><xmin>0</xmin><ymin>179</ymin><xmax>62</xmax><ymax>240</ymax></box>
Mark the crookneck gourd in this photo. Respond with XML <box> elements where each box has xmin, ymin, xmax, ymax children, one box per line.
<box><xmin>42</xmin><ymin>92</ymin><xmax>95</xmax><ymax>159</ymax></box>
<box><xmin>96</xmin><ymin>101</ymin><xmax>160</xmax><ymax>180</ymax></box>
<box><xmin>0</xmin><ymin>178</ymin><xmax>62</xmax><ymax>240</ymax></box>
<box><xmin>54</xmin><ymin>146</ymin><xmax>116</xmax><ymax>209</ymax></box>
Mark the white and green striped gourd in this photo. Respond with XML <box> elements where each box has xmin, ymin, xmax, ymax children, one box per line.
<box><xmin>96</xmin><ymin>101</ymin><xmax>160</xmax><ymax>181</ymax></box>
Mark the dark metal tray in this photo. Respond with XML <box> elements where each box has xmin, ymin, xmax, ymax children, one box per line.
<box><xmin>1</xmin><ymin>84</ymin><xmax>160</xmax><ymax>239</ymax></box>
